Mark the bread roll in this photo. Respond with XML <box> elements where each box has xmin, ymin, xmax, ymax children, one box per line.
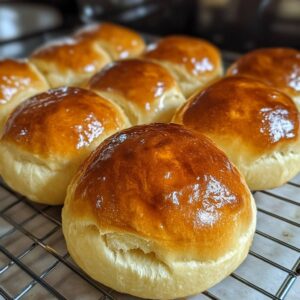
<box><xmin>62</xmin><ymin>123</ymin><xmax>256</xmax><ymax>299</ymax></box>
<box><xmin>0</xmin><ymin>59</ymin><xmax>49</xmax><ymax>132</ymax></box>
<box><xmin>30</xmin><ymin>36</ymin><xmax>111</xmax><ymax>88</ymax></box>
<box><xmin>173</xmin><ymin>76</ymin><xmax>300</xmax><ymax>190</ymax></box>
<box><xmin>88</xmin><ymin>59</ymin><xmax>185</xmax><ymax>124</ymax></box>
<box><xmin>0</xmin><ymin>87</ymin><xmax>130</xmax><ymax>205</ymax></box>
<box><xmin>227</xmin><ymin>48</ymin><xmax>300</xmax><ymax>109</ymax></box>
<box><xmin>143</xmin><ymin>35</ymin><xmax>223</xmax><ymax>97</ymax></box>
<box><xmin>74</xmin><ymin>22</ymin><xmax>145</xmax><ymax>60</ymax></box>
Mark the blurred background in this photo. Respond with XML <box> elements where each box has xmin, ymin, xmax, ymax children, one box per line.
<box><xmin>0</xmin><ymin>0</ymin><xmax>299</xmax><ymax>57</ymax></box>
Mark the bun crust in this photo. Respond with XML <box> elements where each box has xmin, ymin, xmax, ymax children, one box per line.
<box><xmin>144</xmin><ymin>35</ymin><xmax>223</xmax><ymax>97</ymax></box>
<box><xmin>0</xmin><ymin>87</ymin><xmax>130</xmax><ymax>204</ymax></box>
<box><xmin>2</xmin><ymin>87</ymin><xmax>127</xmax><ymax>156</ymax></box>
<box><xmin>88</xmin><ymin>59</ymin><xmax>185</xmax><ymax>124</ymax></box>
<box><xmin>0</xmin><ymin>59</ymin><xmax>49</xmax><ymax>131</ymax></box>
<box><xmin>62</xmin><ymin>123</ymin><xmax>256</xmax><ymax>298</ymax></box>
<box><xmin>227</xmin><ymin>48</ymin><xmax>300</xmax><ymax>108</ymax></box>
<box><xmin>74</xmin><ymin>22</ymin><xmax>145</xmax><ymax>60</ymax></box>
<box><xmin>30</xmin><ymin>37</ymin><xmax>111</xmax><ymax>88</ymax></box>
<box><xmin>173</xmin><ymin>76</ymin><xmax>300</xmax><ymax>190</ymax></box>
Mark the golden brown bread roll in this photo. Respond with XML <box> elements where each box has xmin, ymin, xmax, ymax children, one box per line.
<box><xmin>88</xmin><ymin>59</ymin><xmax>185</xmax><ymax>124</ymax></box>
<box><xmin>227</xmin><ymin>48</ymin><xmax>300</xmax><ymax>109</ymax></box>
<box><xmin>62</xmin><ymin>123</ymin><xmax>256</xmax><ymax>299</ymax></box>
<box><xmin>143</xmin><ymin>35</ymin><xmax>223</xmax><ymax>97</ymax></box>
<box><xmin>0</xmin><ymin>59</ymin><xmax>49</xmax><ymax>132</ymax></box>
<box><xmin>74</xmin><ymin>22</ymin><xmax>146</xmax><ymax>60</ymax></box>
<box><xmin>30</xmin><ymin>36</ymin><xmax>111</xmax><ymax>88</ymax></box>
<box><xmin>0</xmin><ymin>87</ymin><xmax>130</xmax><ymax>205</ymax></box>
<box><xmin>173</xmin><ymin>76</ymin><xmax>300</xmax><ymax>190</ymax></box>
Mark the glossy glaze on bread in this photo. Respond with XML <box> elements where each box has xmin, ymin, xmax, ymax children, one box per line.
<box><xmin>75</xmin><ymin>22</ymin><xmax>145</xmax><ymax>60</ymax></box>
<box><xmin>88</xmin><ymin>59</ymin><xmax>185</xmax><ymax>124</ymax></box>
<box><xmin>2</xmin><ymin>87</ymin><xmax>127</xmax><ymax>157</ymax></box>
<box><xmin>0</xmin><ymin>59</ymin><xmax>46</xmax><ymax>105</ymax></box>
<box><xmin>31</xmin><ymin>37</ymin><xmax>109</xmax><ymax>74</ymax></box>
<box><xmin>30</xmin><ymin>22</ymin><xmax>146</xmax><ymax>88</ymax></box>
<box><xmin>227</xmin><ymin>48</ymin><xmax>300</xmax><ymax>97</ymax></box>
<box><xmin>177</xmin><ymin>76</ymin><xmax>299</xmax><ymax>155</ymax></box>
<box><xmin>71</xmin><ymin>123</ymin><xmax>253</xmax><ymax>261</ymax></box>
<box><xmin>89</xmin><ymin>59</ymin><xmax>176</xmax><ymax>107</ymax></box>
<box><xmin>0</xmin><ymin>59</ymin><xmax>49</xmax><ymax>132</ymax></box>
<box><xmin>144</xmin><ymin>35</ymin><xmax>221</xmax><ymax>79</ymax></box>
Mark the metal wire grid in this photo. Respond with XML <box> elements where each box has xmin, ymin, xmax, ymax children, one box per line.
<box><xmin>0</xmin><ymin>28</ymin><xmax>299</xmax><ymax>300</ymax></box>
<box><xmin>0</xmin><ymin>177</ymin><xmax>300</xmax><ymax>300</ymax></box>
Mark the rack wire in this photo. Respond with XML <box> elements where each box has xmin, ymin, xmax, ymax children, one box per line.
<box><xmin>0</xmin><ymin>27</ymin><xmax>299</xmax><ymax>300</ymax></box>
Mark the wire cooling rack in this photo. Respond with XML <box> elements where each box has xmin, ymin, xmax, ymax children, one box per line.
<box><xmin>0</xmin><ymin>27</ymin><xmax>300</xmax><ymax>300</ymax></box>
<box><xmin>1</xmin><ymin>176</ymin><xmax>299</xmax><ymax>300</ymax></box>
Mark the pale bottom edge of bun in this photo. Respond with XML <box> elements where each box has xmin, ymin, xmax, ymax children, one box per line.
<box><xmin>0</xmin><ymin>142</ymin><xmax>83</xmax><ymax>205</ymax></box>
<box><xmin>238</xmin><ymin>150</ymin><xmax>300</xmax><ymax>191</ymax></box>
<box><xmin>62</xmin><ymin>196</ymin><xmax>256</xmax><ymax>299</ymax></box>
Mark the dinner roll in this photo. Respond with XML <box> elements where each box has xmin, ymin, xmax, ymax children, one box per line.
<box><xmin>62</xmin><ymin>123</ymin><xmax>256</xmax><ymax>299</ymax></box>
<box><xmin>30</xmin><ymin>36</ymin><xmax>111</xmax><ymax>88</ymax></box>
<box><xmin>173</xmin><ymin>76</ymin><xmax>300</xmax><ymax>190</ymax></box>
<box><xmin>74</xmin><ymin>22</ymin><xmax>145</xmax><ymax>60</ymax></box>
<box><xmin>143</xmin><ymin>35</ymin><xmax>223</xmax><ymax>97</ymax></box>
<box><xmin>0</xmin><ymin>59</ymin><xmax>49</xmax><ymax>132</ymax></box>
<box><xmin>88</xmin><ymin>59</ymin><xmax>185</xmax><ymax>124</ymax></box>
<box><xmin>0</xmin><ymin>87</ymin><xmax>130</xmax><ymax>205</ymax></box>
<box><xmin>227</xmin><ymin>48</ymin><xmax>300</xmax><ymax>109</ymax></box>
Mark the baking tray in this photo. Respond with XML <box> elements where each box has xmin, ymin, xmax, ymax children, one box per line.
<box><xmin>0</xmin><ymin>27</ymin><xmax>299</xmax><ymax>300</ymax></box>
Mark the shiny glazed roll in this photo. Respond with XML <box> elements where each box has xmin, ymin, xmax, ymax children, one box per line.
<box><xmin>0</xmin><ymin>87</ymin><xmax>130</xmax><ymax>205</ymax></box>
<box><xmin>74</xmin><ymin>22</ymin><xmax>146</xmax><ymax>60</ymax></box>
<box><xmin>30</xmin><ymin>36</ymin><xmax>111</xmax><ymax>88</ymax></box>
<box><xmin>227</xmin><ymin>48</ymin><xmax>300</xmax><ymax>109</ymax></box>
<box><xmin>88</xmin><ymin>59</ymin><xmax>185</xmax><ymax>124</ymax></box>
<box><xmin>62</xmin><ymin>123</ymin><xmax>256</xmax><ymax>299</ymax></box>
<box><xmin>0</xmin><ymin>59</ymin><xmax>49</xmax><ymax>132</ymax></box>
<box><xmin>143</xmin><ymin>35</ymin><xmax>223</xmax><ymax>97</ymax></box>
<box><xmin>173</xmin><ymin>76</ymin><xmax>300</xmax><ymax>190</ymax></box>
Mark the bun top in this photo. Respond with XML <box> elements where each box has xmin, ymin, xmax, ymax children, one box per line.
<box><xmin>144</xmin><ymin>35</ymin><xmax>222</xmax><ymax>79</ymax></box>
<box><xmin>68</xmin><ymin>123</ymin><xmax>254</xmax><ymax>261</ymax></box>
<box><xmin>2</xmin><ymin>87</ymin><xmax>128</xmax><ymax>157</ymax></box>
<box><xmin>88</xmin><ymin>59</ymin><xmax>177</xmax><ymax>108</ymax></box>
<box><xmin>227</xmin><ymin>48</ymin><xmax>300</xmax><ymax>97</ymax></box>
<box><xmin>74</xmin><ymin>22</ymin><xmax>145</xmax><ymax>60</ymax></box>
<box><xmin>0</xmin><ymin>59</ymin><xmax>48</xmax><ymax>105</ymax></box>
<box><xmin>31</xmin><ymin>37</ymin><xmax>110</xmax><ymax>74</ymax></box>
<box><xmin>174</xmin><ymin>76</ymin><xmax>299</xmax><ymax>156</ymax></box>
